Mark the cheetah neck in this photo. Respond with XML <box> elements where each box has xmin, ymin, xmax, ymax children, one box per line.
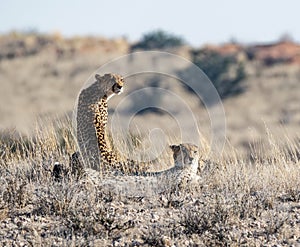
<box><xmin>106</xmin><ymin>93</ymin><xmax>116</xmax><ymax>101</ymax></box>
<box><xmin>92</xmin><ymin>95</ymin><xmax>149</xmax><ymax>174</ymax></box>
<box><xmin>93</xmin><ymin>96</ymin><xmax>119</xmax><ymax>165</ymax></box>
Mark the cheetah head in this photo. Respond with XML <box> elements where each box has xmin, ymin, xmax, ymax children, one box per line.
<box><xmin>170</xmin><ymin>143</ymin><xmax>199</xmax><ymax>171</ymax></box>
<box><xmin>95</xmin><ymin>73</ymin><xmax>124</xmax><ymax>99</ymax></box>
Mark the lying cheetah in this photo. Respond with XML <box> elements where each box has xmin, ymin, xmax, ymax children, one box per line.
<box><xmin>83</xmin><ymin>143</ymin><xmax>200</xmax><ymax>197</ymax></box>
<box><xmin>150</xmin><ymin>143</ymin><xmax>200</xmax><ymax>188</ymax></box>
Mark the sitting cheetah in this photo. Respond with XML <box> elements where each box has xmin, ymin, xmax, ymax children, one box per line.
<box><xmin>73</xmin><ymin>73</ymin><xmax>158</xmax><ymax>175</ymax></box>
<box><xmin>83</xmin><ymin>143</ymin><xmax>200</xmax><ymax>197</ymax></box>
<box><xmin>75</xmin><ymin>73</ymin><xmax>124</xmax><ymax>171</ymax></box>
<box><xmin>73</xmin><ymin>73</ymin><xmax>148</xmax><ymax>175</ymax></box>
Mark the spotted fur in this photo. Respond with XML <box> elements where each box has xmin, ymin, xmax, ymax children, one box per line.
<box><xmin>91</xmin><ymin>94</ymin><xmax>149</xmax><ymax>174</ymax></box>
<box><xmin>80</xmin><ymin>143</ymin><xmax>201</xmax><ymax>197</ymax></box>
<box><xmin>75</xmin><ymin>73</ymin><xmax>123</xmax><ymax>170</ymax></box>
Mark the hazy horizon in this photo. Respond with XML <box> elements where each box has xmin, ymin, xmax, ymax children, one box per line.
<box><xmin>1</xmin><ymin>0</ymin><xmax>300</xmax><ymax>46</ymax></box>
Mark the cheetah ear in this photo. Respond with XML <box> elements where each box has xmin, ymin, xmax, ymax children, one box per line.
<box><xmin>95</xmin><ymin>74</ymin><xmax>101</xmax><ymax>81</ymax></box>
<box><xmin>169</xmin><ymin>145</ymin><xmax>180</xmax><ymax>152</ymax></box>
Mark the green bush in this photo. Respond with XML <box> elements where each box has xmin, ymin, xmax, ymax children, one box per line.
<box><xmin>131</xmin><ymin>29</ymin><xmax>185</xmax><ymax>50</ymax></box>
<box><xmin>192</xmin><ymin>49</ymin><xmax>246</xmax><ymax>100</ymax></box>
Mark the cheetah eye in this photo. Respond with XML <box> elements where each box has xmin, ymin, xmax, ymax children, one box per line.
<box><xmin>194</xmin><ymin>151</ymin><xmax>197</xmax><ymax>154</ymax></box>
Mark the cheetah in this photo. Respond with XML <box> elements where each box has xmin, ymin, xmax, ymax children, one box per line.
<box><xmin>142</xmin><ymin>143</ymin><xmax>200</xmax><ymax>190</ymax></box>
<box><xmin>74</xmin><ymin>73</ymin><xmax>147</xmax><ymax>174</ymax></box>
<box><xmin>83</xmin><ymin>143</ymin><xmax>201</xmax><ymax>197</ymax></box>
<box><xmin>75</xmin><ymin>73</ymin><xmax>124</xmax><ymax>171</ymax></box>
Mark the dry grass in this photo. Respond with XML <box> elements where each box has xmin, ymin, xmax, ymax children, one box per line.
<box><xmin>1</xmin><ymin>33</ymin><xmax>299</xmax><ymax>246</ymax></box>
<box><xmin>0</xmin><ymin>118</ymin><xmax>299</xmax><ymax>246</ymax></box>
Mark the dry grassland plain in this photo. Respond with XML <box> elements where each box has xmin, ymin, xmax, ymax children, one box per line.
<box><xmin>0</xmin><ymin>33</ymin><xmax>299</xmax><ymax>245</ymax></box>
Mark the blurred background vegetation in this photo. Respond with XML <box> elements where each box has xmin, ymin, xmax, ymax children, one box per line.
<box><xmin>0</xmin><ymin>29</ymin><xmax>299</xmax><ymax>158</ymax></box>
